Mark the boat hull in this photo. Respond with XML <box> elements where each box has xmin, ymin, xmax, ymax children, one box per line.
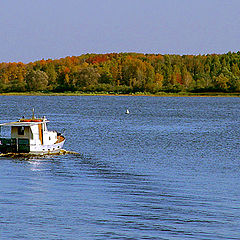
<box><xmin>29</xmin><ymin>139</ymin><xmax>65</xmax><ymax>155</ymax></box>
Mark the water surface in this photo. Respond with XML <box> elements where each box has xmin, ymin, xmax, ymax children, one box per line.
<box><xmin>0</xmin><ymin>96</ymin><xmax>240</xmax><ymax>239</ymax></box>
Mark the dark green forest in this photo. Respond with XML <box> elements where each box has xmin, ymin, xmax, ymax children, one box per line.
<box><xmin>1</xmin><ymin>52</ymin><xmax>240</xmax><ymax>94</ymax></box>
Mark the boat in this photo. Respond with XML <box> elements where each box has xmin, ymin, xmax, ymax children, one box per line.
<box><xmin>0</xmin><ymin>111</ymin><xmax>65</xmax><ymax>155</ymax></box>
<box><xmin>125</xmin><ymin>109</ymin><xmax>130</xmax><ymax>114</ymax></box>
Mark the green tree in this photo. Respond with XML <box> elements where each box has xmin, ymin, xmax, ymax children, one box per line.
<box><xmin>26</xmin><ymin>70</ymin><xmax>49</xmax><ymax>91</ymax></box>
<box><xmin>182</xmin><ymin>66</ymin><xmax>193</xmax><ymax>89</ymax></box>
<box><xmin>211</xmin><ymin>55</ymin><xmax>222</xmax><ymax>77</ymax></box>
<box><xmin>73</xmin><ymin>66</ymin><xmax>100</xmax><ymax>89</ymax></box>
<box><xmin>44</xmin><ymin>64</ymin><xmax>57</xmax><ymax>90</ymax></box>
<box><xmin>213</xmin><ymin>73</ymin><xmax>229</xmax><ymax>91</ymax></box>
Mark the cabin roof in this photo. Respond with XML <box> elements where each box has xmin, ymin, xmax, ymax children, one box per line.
<box><xmin>0</xmin><ymin>121</ymin><xmax>49</xmax><ymax>127</ymax></box>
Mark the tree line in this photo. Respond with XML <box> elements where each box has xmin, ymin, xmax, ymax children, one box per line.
<box><xmin>1</xmin><ymin>52</ymin><xmax>240</xmax><ymax>94</ymax></box>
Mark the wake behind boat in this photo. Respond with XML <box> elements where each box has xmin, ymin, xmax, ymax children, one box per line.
<box><xmin>0</xmin><ymin>111</ymin><xmax>65</xmax><ymax>155</ymax></box>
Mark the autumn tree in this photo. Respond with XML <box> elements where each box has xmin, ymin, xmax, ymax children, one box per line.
<box><xmin>1</xmin><ymin>52</ymin><xmax>240</xmax><ymax>93</ymax></box>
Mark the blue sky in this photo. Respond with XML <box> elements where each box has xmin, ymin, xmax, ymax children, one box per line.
<box><xmin>0</xmin><ymin>0</ymin><xmax>240</xmax><ymax>62</ymax></box>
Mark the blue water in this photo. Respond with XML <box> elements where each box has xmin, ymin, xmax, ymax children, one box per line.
<box><xmin>0</xmin><ymin>95</ymin><xmax>240</xmax><ymax>239</ymax></box>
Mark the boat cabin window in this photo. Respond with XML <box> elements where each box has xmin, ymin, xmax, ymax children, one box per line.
<box><xmin>18</xmin><ymin>126</ymin><xmax>25</xmax><ymax>135</ymax></box>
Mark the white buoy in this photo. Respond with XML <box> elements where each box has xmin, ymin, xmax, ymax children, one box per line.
<box><xmin>125</xmin><ymin>109</ymin><xmax>130</xmax><ymax>114</ymax></box>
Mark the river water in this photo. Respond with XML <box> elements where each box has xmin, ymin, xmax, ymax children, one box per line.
<box><xmin>0</xmin><ymin>95</ymin><xmax>240</xmax><ymax>239</ymax></box>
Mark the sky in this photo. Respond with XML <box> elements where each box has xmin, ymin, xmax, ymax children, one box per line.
<box><xmin>0</xmin><ymin>0</ymin><xmax>240</xmax><ymax>63</ymax></box>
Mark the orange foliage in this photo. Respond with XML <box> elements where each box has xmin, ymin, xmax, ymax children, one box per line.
<box><xmin>86</xmin><ymin>55</ymin><xmax>109</xmax><ymax>64</ymax></box>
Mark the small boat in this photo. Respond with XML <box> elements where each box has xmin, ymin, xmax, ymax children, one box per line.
<box><xmin>0</xmin><ymin>111</ymin><xmax>65</xmax><ymax>155</ymax></box>
<box><xmin>125</xmin><ymin>109</ymin><xmax>130</xmax><ymax>114</ymax></box>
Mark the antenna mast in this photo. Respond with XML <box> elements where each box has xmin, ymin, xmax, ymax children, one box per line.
<box><xmin>32</xmin><ymin>108</ymin><xmax>35</xmax><ymax>119</ymax></box>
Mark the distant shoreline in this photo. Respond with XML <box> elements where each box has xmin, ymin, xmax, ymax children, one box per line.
<box><xmin>0</xmin><ymin>92</ymin><xmax>240</xmax><ymax>97</ymax></box>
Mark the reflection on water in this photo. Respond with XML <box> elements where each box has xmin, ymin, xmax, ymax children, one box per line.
<box><xmin>28</xmin><ymin>159</ymin><xmax>43</xmax><ymax>172</ymax></box>
<box><xmin>0</xmin><ymin>96</ymin><xmax>240</xmax><ymax>239</ymax></box>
